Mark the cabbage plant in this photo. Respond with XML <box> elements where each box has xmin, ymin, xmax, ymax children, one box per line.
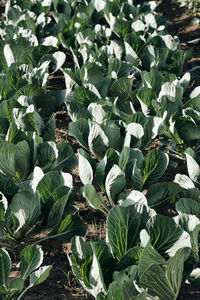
<box><xmin>0</xmin><ymin>245</ymin><xmax>52</xmax><ymax>300</ymax></box>
<box><xmin>0</xmin><ymin>137</ymin><xmax>77</xmax><ymax>182</ymax></box>
<box><xmin>69</xmin><ymin>200</ymin><xmax>200</xmax><ymax>299</ymax></box>
<box><xmin>78</xmin><ymin>147</ymin><xmax>170</xmax><ymax>214</ymax></box>
<box><xmin>0</xmin><ymin>167</ymin><xmax>86</xmax><ymax>255</ymax></box>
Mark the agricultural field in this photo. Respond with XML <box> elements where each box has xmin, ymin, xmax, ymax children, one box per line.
<box><xmin>0</xmin><ymin>0</ymin><xmax>200</xmax><ymax>299</ymax></box>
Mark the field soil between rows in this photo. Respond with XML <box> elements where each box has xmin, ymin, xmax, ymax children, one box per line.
<box><xmin>1</xmin><ymin>0</ymin><xmax>200</xmax><ymax>299</ymax></box>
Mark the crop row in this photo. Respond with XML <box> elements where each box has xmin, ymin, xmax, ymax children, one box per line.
<box><xmin>0</xmin><ymin>1</ymin><xmax>200</xmax><ymax>299</ymax></box>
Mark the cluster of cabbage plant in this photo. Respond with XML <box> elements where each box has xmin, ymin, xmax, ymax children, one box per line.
<box><xmin>0</xmin><ymin>0</ymin><xmax>88</xmax><ymax>297</ymax></box>
<box><xmin>62</xmin><ymin>0</ymin><xmax>200</xmax><ymax>299</ymax></box>
<box><xmin>0</xmin><ymin>0</ymin><xmax>200</xmax><ymax>299</ymax></box>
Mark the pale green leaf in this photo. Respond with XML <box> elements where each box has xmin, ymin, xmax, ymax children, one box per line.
<box><xmin>105</xmin><ymin>165</ymin><xmax>126</xmax><ymax>205</ymax></box>
<box><xmin>20</xmin><ymin>245</ymin><xmax>43</xmax><ymax>280</ymax></box>
<box><xmin>0</xmin><ymin>248</ymin><xmax>11</xmax><ymax>288</ymax></box>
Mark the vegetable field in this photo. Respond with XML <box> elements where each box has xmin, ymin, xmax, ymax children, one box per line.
<box><xmin>0</xmin><ymin>0</ymin><xmax>200</xmax><ymax>299</ymax></box>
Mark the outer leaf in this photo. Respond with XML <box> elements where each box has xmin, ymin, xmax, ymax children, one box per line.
<box><xmin>100</xmin><ymin>120</ymin><xmax>122</xmax><ymax>152</ymax></box>
<box><xmin>138</xmin><ymin>241</ymin><xmax>166</xmax><ymax>277</ymax></box>
<box><xmin>0</xmin><ymin>140</ymin><xmax>18</xmax><ymax>179</ymax></box>
<box><xmin>131</xmin><ymin>160</ymin><xmax>143</xmax><ymax>191</ymax></box>
<box><xmin>0</xmin><ymin>174</ymin><xmax>18</xmax><ymax>198</ymax></box>
<box><xmin>66</xmin><ymin>100</ymin><xmax>90</xmax><ymax>122</ymax></box>
<box><xmin>183</xmin><ymin>87</ymin><xmax>200</xmax><ymax>110</ymax></box>
<box><xmin>176</xmin><ymin>198</ymin><xmax>200</xmax><ymax>220</ymax></box>
<box><xmin>92</xmin><ymin>240</ymin><xmax>116</xmax><ymax>287</ymax></box>
<box><xmin>47</xmin><ymin>185</ymin><xmax>72</xmax><ymax>228</ymax></box>
<box><xmin>48</xmin><ymin>215</ymin><xmax>87</xmax><ymax>242</ymax></box>
<box><xmin>141</xmin><ymin>215</ymin><xmax>191</xmax><ymax>258</ymax></box>
<box><xmin>96</xmin><ymin>149</ymin><xmax>119</xmax><ymax>189</ymax></box>
<box><xmin>88</xmin><ymin>247</ymin><xmax>107</xmax><ymax>297</ymax></box>
<box><xmin>141</xmin><ymin>69</ymin><xmax>163</xmax><ymax>94</ymax></box>
<box><xmin>174</xmin><ymin>214</ymin><xmax>200</xmax><ymax>278</ymax></box>
<box><xmin>69</xmin><ymin>118</ymin><xmax>89</xmax><ymax>150</ymax></box>
<box><xmin>36</xmin><ymin>171</ymin><xmax>67</xmax><ymax>203</ymax></box>
<box><xmin>6</xmin><ymin>123</ymin><xmax>26</xmax><ymax>144</ymax></box>
<box><xmin>112</xmin><ymin>265</ymin><xmax>139</xmax><ymax>298</ymax></box>
<box><xmin>15</xmin><ymin>140</ymin><xmax>31</xmax><ymax>181</ymax></box>
<box><xmin>124</xmin><ymin>123</ymin><xmax>144</xmax><ymax>148</ymax></box>
<box><xmin>125</xmin><ymin>148</ymin><xmax>144</xmax><ymax>174</ymax></box>
<box><xmin>83</xmin><ymin>184</ymin><xmax>107</xmax><ymax>214</ymax></box>
<box><xmin>118</xmin><ymin>147</ymin><xmax>130</xmax><ymax>171</ymax></box>
<box><xmin>0</xmin><ymin>99</ymin><xmax>21</xmax><ymax>123</ymax></box>
<box><xmin>78</xmin><ymin>148</ymin><xmax>96</xmax><ymax>185</ymax></box>
<box><xmin>29</xmin><ymin>265</ymin><xmax>52</xmax><ymax>287</ymax></box>
<box><xmin>141</xmin><ymin>149</ymin><xmax>169</xmax><ymax>189</ymax></box>
<box><xmin>115</xmin><ymin>246</ymin><xmax>143</xmax><ymax>271</ymax></box>
<box><xmin>146</xmin><ymin>182</ymin><xmax>181</xmax><ymax>210</ymax></box>
<box><xmin>25</xmin><ymin>132</ymin><xmax>43</xmax><ymax>170</ymax></box>
<box><xmin>73</xmin><ymin>86</ymin><xmax>99</xmax><ymax>106</ymax></box>
<box><xmin>70</xmin><ymin>237</ymin><xmax>115</xmax><ymax>297</ymax></box>
<box><xmin>97</xmin><ymin>283</ymin><xmax>123</xmax><ymax>300</ymax></box>
<box><xmin>55</xmin><ymin>142</ymin><xmax>77</xmax><ymax>171</ymax></box>
<box><xmin>105</xmin><ymin>165</ymin><xmax>126</xmax><ymax>205</ymax></box>
<box><xmin>137</xmin><ymin>87</ymin><xmax>157</xmax><ymax>117</ymax></box>
<box><xmin>12</xmin><ymin>107</ymin><xmax>44</xmax><ymax>135</ymax></box>
<box><xmin>110</xmin><ymin>77</ymin><xmax>133</xmax><ymax>101</ymax></box>
<box><xmin>4</xmin><ymin>44</ymin><xmax>15</xmax><ymax>67</ymax></box>
<box><xmin>92</xmin><ymin>0</ymin><xmax>106</xmax><ymax>12</ymax></box>
<box><xmin>107</xmin><ymin>204</ymin><xmax>152</xmax><ymax>261</ymax></box>
<box><xmin>139</xmin><ymin>248</ymin><xmax>190</xmax><ymax>300</ymax></box>
<box><xmin>51</xmin><ymin>51</ymin><xmax>66</xmax><ymax>73</ymax></box>
<box><xmin>30</xmin><ymin>166</ymin><xmax>44</xmax><ymax>193</ymax></box>
<box><xmin>179</xmin><ymin>188</ymin><xmax>200</xmax><ymax>202</ymax></box>
<box><xmin>69</xmin><ymin>237</ymin><xmax>93</xmax><ymax>290</ymax></box>
<box><xmin>88</xmin><ymin>103</ymin><xmax>106</xmax><ymax>124</ymax></box>
<box><xmin>0</xmin><ymin>41</ymin><xmax>8</xmax><ymax>71</ymax></box>
<box><xmin>42</xmin><ymin>114</ymin><xmax>56</xmax><ymax>142</ymax></box>
<box><xmin>175</xmin><ymin>119</ymin><xmax>200</xmax><ymax>144</ymax></box>
<box><xmin>121</xmin><ymin>190</ymin><xmax>148</xmax><ymax>207</ymax></box>
<box><xmin>38</xmin><ymin>142</ymin><xmax>77</xmax><ymax>172</ymax></box>
<box><xmin>9</xmin><ymin>190</ymin><xmax>41</xmax><ymax>236</ymax></box>
<box><xmin>70</xmin><ymin>236</ymin><xmax>93</xmax><ymax>266</ymax></box>
<box><xmin>185</xmin><ymin>148</ymin><xmax>200</xmax><ymax>183</ymax></box>
<box><xmin>158</xmin><ymin>82</ymin><xmax>182</xmax><ymax>102</ymax></box>
<box><xmin>88</xmin><ymin>241</ymin><xmax>116</xmax><ymax>297</ymax></box>
<box><xmin>141</xmin><ymin>45</ymin><xmax>169</xmax><ymax>71</ymax></box>
<box><xmin>174</xmin><ymin>174</ymin><xmax>195</xmax><ymax>190</ymax></box>
<box><xmin>0</xmin><ymin>248</ymin><xmax>11</xmax><ymax>288</ymax></box>
<box><xmin>37</xmin><ymin>142</ymin><xmax>57</xmax><ymax>172</ymax></box>
<box><xmin>20</xmin><ymin>245</ymin><xmax>43</xmax><ymax>280</ymax></box>
<box><xmin>88</xmin><ymin>121</ymin><xmax>109</xmax><ymax>160</ymax></box>
<box><xmin>8</xmin><ymin>278</ymin><xmax>24</xmax><ymax>293</ymax></box>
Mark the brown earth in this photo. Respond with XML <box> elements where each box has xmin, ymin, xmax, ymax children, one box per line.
<box><xmin>1</xmin><ymin>0</ymin><xmax>200</xmax><ymax>299</ymax></box>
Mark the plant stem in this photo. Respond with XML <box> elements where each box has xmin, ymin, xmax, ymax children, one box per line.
<box><xmin>17</xmin><ymin>286</ymin><xmax>31</xmax><ymax>300</ymax></box>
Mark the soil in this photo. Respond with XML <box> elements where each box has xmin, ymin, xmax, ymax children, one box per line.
<box><xmin>1</xmin><ymin>0</ymin><xmax>200</xmax><ymax>299</ymax></box>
